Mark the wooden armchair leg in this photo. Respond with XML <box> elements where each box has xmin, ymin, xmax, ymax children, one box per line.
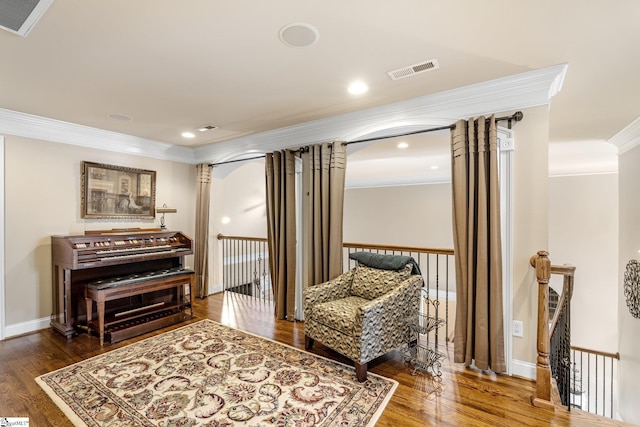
<box><xmin>355</xmin><ymin>362</ymin><xmax>368</xmax><ymax>382</ymax></box>
<box><xmin>305</xmin><ymin>335</ymin><xmax>314</xmax><ymax>350</ymax></box>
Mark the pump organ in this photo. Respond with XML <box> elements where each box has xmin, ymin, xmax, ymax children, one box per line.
<box><xmin>51</xmin><ymin>229</ymin><xmax>194</xmax><ymax>344</ymax></box>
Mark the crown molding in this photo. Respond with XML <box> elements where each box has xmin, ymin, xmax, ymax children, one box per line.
<box><xmin>345</xmin><ymin>176</ymin><xmax>452</xmax><ymax>189</ymax></box>
<box><xmin>608</xmin><ymin>116</ymin><xmax>640</xmax><ymax>155</ymax></box>
<box><xmin>0</xmin><ymin>64</ymin><xmax>567</xmax><ymax>166</ymax></box>
<box><xmin>195</xmin><ymin>63</ymin><xmax>567</xmax><ymax>164</ymax></box>
<box><xmin>0</xmin><ymin>108</ymin><xmax>196</xmax><ymax>164</ymax></box>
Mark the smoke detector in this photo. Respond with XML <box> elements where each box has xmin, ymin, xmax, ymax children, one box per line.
<box><xmin>387</xmin><ymin>59</ymin><xmax>440</xmax><ymax>80</ymax></box>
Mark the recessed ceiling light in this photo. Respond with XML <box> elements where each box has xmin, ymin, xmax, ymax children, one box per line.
<box><xmin>222</xmin><ymin>216</ymin><xmax>231</xmax><ymax>224</ymax></box>
<box><xmin>397</xmin><ymin>142</ymin><xmax>409</xmax><ymax>149</ymax></box>
<box><xmin>107</xmin><ymin>113</ymin><xmax>132</xmax><ymax>121</ymax></box>
<box><xmin>181</xmin><ymin>132</ymin><xmax>195</xmax><ymax>138</ymax></box>
<box><xmin>279</xmin><ymin>23</ymin><xmax>319</xmax><ymax>48</ymax></box>
<box><xmin>430</xmin><ymin>165</ymin><xmax>440</xmax><ymax>170</ymax></box>
<box><xmin>348</xmin><ymin>81</ymin><xmax>368</xmax><ymax>95</ymax></box>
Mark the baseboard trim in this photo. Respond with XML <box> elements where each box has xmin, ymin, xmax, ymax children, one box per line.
<box><xmin>511</xmin><ymin>359</ymin><xmax>536</xmax><ymax>380</ymax></box>
<box><xmin>208</xmin><ymin>283</ymin><xmax>224</xmax><ymax>295</ymax></box>
<box><xmin>5</xmin><ymin>316</ymin><xmax>50</xmax><ymax>339</ymax></box>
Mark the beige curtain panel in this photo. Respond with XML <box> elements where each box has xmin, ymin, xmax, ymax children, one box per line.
<box><xmin>451</xmin><ymin>115</ymin><xmax>506</xmax><ymax>373</ymax></box>
<box><xmin>301</xmin><ymin>142</ymin><xmax>347</xmax><ymax>288</ymax></box>
<box><xmin>194</xmin><ymin>163</ymin><xmax>212</xmax><ymax>298</ymax></box>
<box><xmin>265</xmin><ymin>150</ymin><xmax>297</xmax><ymax>321</ymax></box>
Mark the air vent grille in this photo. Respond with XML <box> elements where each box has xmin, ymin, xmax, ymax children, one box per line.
<box><xmin>0</xmin><ymin>0</ymin><xmax>53</xmax><ymax>37</ymax></box>
<box><xmin>387</xmin><ymin>59</ymin><xmax>439</xmax><ymax>80</ymax></box>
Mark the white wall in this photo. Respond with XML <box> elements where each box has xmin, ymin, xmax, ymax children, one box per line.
<box><xmin>617</xmin><ymin>145</ymin><xmax>640</xmax><ymax>424</ymax></box>
<box><xmin>549</xmin><ymin>174</ymin><xmax>618</xmax><ymax>352</ymax></box>
<box><xmin>216</xmin><ymin>161</ymin><xmax>267</xmax><ymax>238</ymax></box>
<box><xmin>3</xmin><ymin>135</ymin><xmax>196</xmax><ymax>334</ymax></box>
<box><xmin>509</xmin><ymin>106</ymin><xmax>550</xmax><ymax>364</ymax></box>
<box><xmin>344</xmin><ymin>183</ymin><xmax>453</xmax><ymax>248</ymax></box>
<box><xmin>209</xmin><ymin>161</ymin><xmax>268</xmax><ymax>293</ymax></box>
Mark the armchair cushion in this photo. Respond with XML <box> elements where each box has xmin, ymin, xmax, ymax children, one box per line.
<box><xmin>312</xmin><ymin>296</ymin><xmax>370</xmax><ymax>335</ymax></box>
<box><xmin>350</xmin><ymin>263</ymin><xmax>413</xmax><ymax>300</ymax></box>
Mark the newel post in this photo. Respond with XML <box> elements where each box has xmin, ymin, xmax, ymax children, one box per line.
<box><xmin>530</xmin><ymin>250</ymin><xmax>554</xmax><ymax>410</ymax></box>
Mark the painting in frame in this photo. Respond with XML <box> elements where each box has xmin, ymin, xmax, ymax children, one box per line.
<box><xmin>81</xmin><ymin>161</ymin><xmax>156</xmax><ymax>219</ymax></box>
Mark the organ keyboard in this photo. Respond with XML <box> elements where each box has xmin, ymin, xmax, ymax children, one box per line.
<box><xmin>51</xmin><ymin>228</ymin><xmax>194</xmax><ymax>342</ymax></box>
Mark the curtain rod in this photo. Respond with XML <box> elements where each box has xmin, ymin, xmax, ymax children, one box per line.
<box><xmin>209</xmin><ymin>111</ymin><xmax>523</xmax><ymax>167</ymax></box>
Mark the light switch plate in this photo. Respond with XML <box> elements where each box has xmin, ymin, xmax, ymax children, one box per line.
<box><xmin>513</xmin><ymin>320</ymin><xmax>524</xmax><ymax>337</ymax></box>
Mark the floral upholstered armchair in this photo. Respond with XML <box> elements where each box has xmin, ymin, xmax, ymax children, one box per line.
<box><xmin>303</xmin><ymin>252</ymin><xmax>423</xmax><ymax>382</ymax></box>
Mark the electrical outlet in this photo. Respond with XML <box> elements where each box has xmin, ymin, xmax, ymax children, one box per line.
<box><xmin>513</xmin><ymin>320</ymin><xmax>524</xmax><ymax>337</ymax></box>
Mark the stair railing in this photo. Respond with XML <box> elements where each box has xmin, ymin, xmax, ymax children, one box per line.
<box><xmin>531</xmin><ymin>250</ymin><xmax>576</xmax><ymax>411</ymax></box>
<box><xmin>570</xmin><ymin>346</ymin><xmax>619</xmax><ymax>418</ymax></box>
<box><xmin>549</xmin><ymin>264</ymin><xmax>575</xmax><ymax>410</ymax></box>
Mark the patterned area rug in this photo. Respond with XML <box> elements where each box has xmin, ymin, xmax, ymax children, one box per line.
<box><xmin>36</xmin><ymin>319</ymin><xmax>397</xmax><ymax>426</ymax></box>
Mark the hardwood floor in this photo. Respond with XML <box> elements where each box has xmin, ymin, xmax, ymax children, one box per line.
<box><xmin>0</xmin><ymin>292</ymin><xmax>634</xmax><ymax>426</ymax></box>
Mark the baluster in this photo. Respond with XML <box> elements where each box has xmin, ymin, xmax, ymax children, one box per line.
<box><xmin>587</xmin><ymin>353</ymin><xmax>591</xmax><ymax>413</ymax></box>
<box><xmin>595</xmin><ymin>354</ymin><xmax>599</xmax><ymax>415</ymax></box>
<box><xmin>610</xmin><ymin>356</ymin><xmax>614</xmax><ymax>418</ymax></box>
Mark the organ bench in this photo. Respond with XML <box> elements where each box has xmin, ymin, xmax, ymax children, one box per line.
<box><xmin>85</xmin><ymin>266</ymin><xmax>194</xmax><ymax>344</ymax></box>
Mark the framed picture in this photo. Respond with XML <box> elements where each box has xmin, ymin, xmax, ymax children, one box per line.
<box><xmin>81</xmin><ymin>161</ymin><xmax>156</xmax><ymax>219</ymax></box>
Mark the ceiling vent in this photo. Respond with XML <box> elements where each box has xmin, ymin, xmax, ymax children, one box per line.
<box><xmin>387</xmin><ymin>59</ymin><xmax>439</xmax><ymax>80</ymax></box>
<box><xmin>0</xmin><ymin>0</ymin><xmax>54</xmax><ymax>37</ymax></box>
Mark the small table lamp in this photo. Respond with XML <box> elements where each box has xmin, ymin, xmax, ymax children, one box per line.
<box><xmin>156</xmin><ymin>204</ymin><xmax>177</xmax><ymax>229</ymax></box>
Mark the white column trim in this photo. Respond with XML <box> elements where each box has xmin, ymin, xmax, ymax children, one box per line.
<box><xmin>294</xmin><ymin>157</ymin><xmax>304</xmax><ymax>321</ymax></box>
<box><xmin>0</xmin><ymin>135</ymin><xmax>5</xmax><ymax>340</ymax></box>
<box><xmin>498</xmin><ymin>127</ymin><xmax>515</xmax><ymax>375</ymax></box>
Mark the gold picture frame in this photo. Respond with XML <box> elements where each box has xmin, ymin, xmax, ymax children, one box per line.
<box><xmin>81</xmin><ymin>161</ymin><xmax>156</xmax><ymax>219</ymax></box>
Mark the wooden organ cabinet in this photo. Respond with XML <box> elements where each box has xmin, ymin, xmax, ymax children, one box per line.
<box><xmin>51</xmin><ymin>229</ymin><xmax>194</xmax><ymax>344</ymax></box>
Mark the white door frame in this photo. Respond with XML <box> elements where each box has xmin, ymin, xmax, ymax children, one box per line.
<box><xmin>0</xmin><ymin>136</ymin><xmax>5</xmax><ymax>340</ymax></box>
<box><xmin>498</xmin><ymin>127</ymin><xmax>515</xmax><ymax>375</ymax></box>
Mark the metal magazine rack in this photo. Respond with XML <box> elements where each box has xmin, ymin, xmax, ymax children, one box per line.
<box><xmin>403</xmin><ymin>290</ymin><xmax>447</xmax><ymax>378</ymax></box>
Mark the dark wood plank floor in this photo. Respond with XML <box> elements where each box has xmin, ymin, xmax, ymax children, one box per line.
<box><xmin>0</xmin><ymin>292</ymin><xmax>633</xmax><ymax>426</ymax></box>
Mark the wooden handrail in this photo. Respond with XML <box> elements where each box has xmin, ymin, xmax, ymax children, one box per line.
<box><xmin>343</xmin><ymin>242</ymin><xmax>455</xmax><ymax>255</ymax></box>
<box><xmin>571</xmin><ymin>346</ymin><xmax>620</xmax><ymax>360</ymax></box>
<box><xmin>549</xmin><ymin>264</ymin><xmax>575</xmax><ymax>337</ymax></box>
<box><xmin>550</xmin><ymin>265</ymin><xmax>575</xmax><ymax>276</ymax></box>
<box><xmin>217</xmin><ymin>233</ymin><xmax>267</xmax><ymax>242</ymax></box>
<box><xmin>217</xmin><ymin>234</ymin><xmax>456</xmax><ymax>255</ymax></box>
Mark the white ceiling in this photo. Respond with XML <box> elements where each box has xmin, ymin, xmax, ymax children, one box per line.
<box><xmin>1</xmin><ymin>0</ymin><xmax>636</xmax><ymax>180</ymax></box>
